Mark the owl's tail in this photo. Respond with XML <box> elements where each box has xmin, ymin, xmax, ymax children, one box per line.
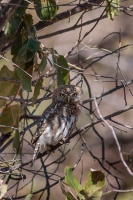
<box><xmin>32</xmin><ymin>142</ymin><xmax>40</xmax><ymax>164</ymax></box>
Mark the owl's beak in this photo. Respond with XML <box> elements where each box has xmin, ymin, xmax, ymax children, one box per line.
<box><xmin>67</xmin><ymin>96</ymin><xmax>71</xmax><ymax>104</ymax></box>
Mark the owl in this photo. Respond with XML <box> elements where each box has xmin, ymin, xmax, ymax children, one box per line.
<box><xmin>32</xmin><ymin>85</ymin><xmax>83</xmax><ymax>163</ymax></box>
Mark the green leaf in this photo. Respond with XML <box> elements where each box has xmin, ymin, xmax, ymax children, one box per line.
<box><xmin>80</xmin><ymin>190</ymin><xmax>102</xmax><ymax>200</ymax></box>
<box><xmin>27</xmin><ymin>37</ymin><xmax>40</xmax><ymax>54</ymax></box>
<box><xmin>32</xmin><ymin>78</ymin><xmax>43</xmax><ymax>104</ymax></box>
<box><xmin>0</xmin><ymin>66</ymin><xmax>20</xmax><ymax>107</ymax></box>
<box><xmin>11</xmin><ymin>14</ymin><xmax>34</xmax><ymax>61</ymax></box>
<box><xmin>24</xmin><ymin>13</ymin><xmax>34</xmax><ymax>27</ymax></box>
<box><xmin>16</xmin><ymin>37</ymin><xmax>40</xmax><ymax>67</ymax></box>
<box><xmin>16</xmin><ymin>44</ymin><xmax>28</xmax><ymax>68</ymax></box>
<box><xmin>85</xmin><ymin>170</ymin><xmax>105</xmax><ymax>190</ymax></box>
<box><xmin>60</xmin><ymin>182</ymin><xmax>76</xmax><ymax>200</ymax></box>
<box><xmin>5</xmin><ymin>17</ymin><xmax>22</xmax><ymax>37</ymax></box>
<box><xmin>13</xmin><ymin>117</ymin><xmax>22</xmax><ymax>155</ymax></box>
<box><xmin>17</xmin><ymin>68</ymin><xmax>32</xmax><ymax>92</ymax></box>
<box><xmin>55</xmin><ymin>55</ymin><xmax>70</xmax><ymax>87</ymax></box>
<box><xmin>0</xmin><ymin>104</ymin><xmax>24</xmax><ymax>134</ymax></box>
<box><xmin>22</xmin><ymin>66</ymin><xmax>33</xmax><ymax>92</ymax></box>
<box><xmin>0</xmin><ymin>180</ymin><xmax>7</xmax><ymax>199</ymax></box>
<box><xmin>24</xmin><ymin>194</ymin><xmax>33</xmax><ymax>200</ymax></box>
<box><xmin>39</xmin><ymin>56</ymin><xmax>47</xmax><ymax>71</ymax></box>
<box><xmin>13</xmin><ymin>129</ymin><xmax>21</xmax><ymax>155</ymax></box>
<box><xmin>84</xmin><ymin>170</ymin><xmax>105</xmax><ymax>199</ymax></box>
<box><xmin>64</xmin><ymin>166</ymin><xmax>84</xmax><ymax>199</ymax></box>
<box><xmin>11</xmin><ymin>34</ymin><xmax>23</xmax><ymax>61</ymax></box>
<box><xmin>89</xmin><ymin>191</ymin><xmax>103</xmax><ymax>200</ymax></box>
<box><xmin>15</xmin><ymin>37</ymin><xmax>40</xmax><ymax>92</ymax></box>
<box><xmin>34</xmin><ymin>0</ymin><xmax>58</xmax><ymax>21</ymax></box>
<box><xmin>63</xmin><ymin>168</ymin><xmax>105</xmax><ymax>200</ymax></box>
<box><xmin>4</xmin><ymin>1</ymin><xmax>28</xmax><ymax>37</ymax></box>
<box><xmin>106</xmin><ymin>0</ymin><xmax>120</xmax><ymax>20</ymax></box>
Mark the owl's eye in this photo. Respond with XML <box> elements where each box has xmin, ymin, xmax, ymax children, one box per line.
<box><xmin>73</xmin><ymin>92</ymin><xmax>77</xmax><ymax>96</ymax></box>
<box><xmin>60</xmin><ymin>93</ymin><xmax>65</xmax><ymax>97</ymax></box>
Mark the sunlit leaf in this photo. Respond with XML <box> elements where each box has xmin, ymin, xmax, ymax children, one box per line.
<box><xmin>63</xmin><ymin>168</ymin><xmax>105</xmax><ymax>200</ymax></box>
<box><xmin>106</xmin><ymin>0</ymin><xmax>120</xmax><ymax>20</ymax></box>
<box><xmin>55</xmin><ymin>55</ymin><xmax>70</xmax><ymax>87</ymax></box>
<box><xmin>60</xmin><ymin>182</ymin><xmax>76</xmax><ymax>200</ymax></box>
<box><xmin>34</xmin><ymin>0</ymin><xmax>58</xmax><ymax>21</ymax></box>
<box><xmin>0</xmin><ymin>104</ymin><xmax>24</xmax><ymax>134</ymax></box>
<box><xmin>24</xmin><ymin>194</ymin><xmax>33</xmax><ymax>200</ymax></box>
<box><xmin>64</xmin><ymin>166</ymin><xmax>84</xmax><ymax>200</ymax></box>
<box><xmin>32</xmin><ymin>77</ymin><xmax>43</xmax><ymax>104</ymax></box>
<box><xmin>84</xmin><ymin>169</ymin><xmax>105</xmax><ymax>198</ymax></box>
<box><xmin>0</xmin><ymin>180</ymin><xmax>7</xmax><ymax>199</ymax></box>
<box><xmin>0</xmin><ymin>66</ymin><xmax>20</xmax><ymax>107</ymax></box>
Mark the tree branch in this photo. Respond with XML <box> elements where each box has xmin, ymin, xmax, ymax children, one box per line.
<box><xmin>35</xmin><ymin>2</ymin><xmax>92</xmax><ymax>32</ymax></box>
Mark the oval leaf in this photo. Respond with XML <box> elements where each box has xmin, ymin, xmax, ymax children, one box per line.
<box><xmin>13</xmin><ymin>117</ymin><xmax>22</xmax><ymax>155</ymax></box>
<box><xmin>85</xmin><ymin>169</ymin><xmax>105</xmax><ymax>197</ymax></box>
<box><xmin>0</xmin><ymin>104</ymin><xmax>24</xmax><ymax>134</ymax></box>
<box><xmin>17</xmin><ymin>65</ymin><xmax>33</xmax><ymax>92</ymax></box>
<box><xmin>13</xmin><ymin>130</ymin><xmax>21</xmax><ymax>155</ymax></box>
<box><xmin>32</xmin><ymin>77</ymin><xmax>43</xmax><ymax>104</ymax></box>
<box><xmin>16</xmin><ymin>37</ymin><xmax>40</xmax><ymax>67</ymax></box>
<box><xmin>0</xmin><ymin>66</ymin><xmax>21</xmax><ymax>107</ymax></box>
<box><xmin>34</xmin><ymin>0</ymin><xmax>58</xmax><ymax>21</ymax></box>
<box><xmin>106</xmin><ymin>0</ymin><xmax>120</xmax><ymax>20</ymax></box>
<box><xmin>4</xmin><ymin>1</ymin><xmax>28</xmax><ymax>37</ymax></box>
<box><xmin>39</xmin><ymin>56</ymin><xmax>47</xmax><ymax>71</ymax></box>
<box><xmin>55</xmin><ymin>55</ymin><xmax>70</xmax><ymax>87</ymax></box>
<box><xmin>64</xmin><ymin>166</ymin><xmax>83</xmax><ymax>193</ymax></box>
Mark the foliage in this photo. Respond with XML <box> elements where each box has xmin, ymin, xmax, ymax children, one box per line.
<box><xmin>34</xmin><ymin>0</ymin><xmax>58</xmax><ymax>21</ymax></box>
<box><xmin>54</xmin><ymin>54</ymin><xmax>70</xmax><ymax>87</ymax></box>
<box><xmin>106</xmin><ymin>0</ymin><xmax>120</xmax><ymax>20</ymax></box>
<box><xmin>0</xmin><ymin>104</ymin><xmax>24</xmax><ymax>134</ymax></box>
<box><xmin>61</xmin><ymin>167</ymin><xmax>105</xmax><ymax>200</ymax></box>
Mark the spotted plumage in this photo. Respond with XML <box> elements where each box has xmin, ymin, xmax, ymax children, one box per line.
<box><xmin>32</xmin><ymin>85</ymin><xmax>83</xmax><ymax>163</ymax></box>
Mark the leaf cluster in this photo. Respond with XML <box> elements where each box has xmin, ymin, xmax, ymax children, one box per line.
<box><xmin>61</xmin><ymin>167</ymin><xmax>105</xmax><ymax>200</ymax></box>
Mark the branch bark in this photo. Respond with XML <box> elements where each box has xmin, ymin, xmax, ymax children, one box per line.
<box><xmin>35</xmin><ymin>2</ymin><xmax>92</xmax><ymax>32</ymax></box>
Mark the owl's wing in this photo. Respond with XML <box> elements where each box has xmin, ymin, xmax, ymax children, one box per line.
<box><xmin>31</xmin><ymin>102</ymin><xmax>61</xmax><ymax>144</ymax></box>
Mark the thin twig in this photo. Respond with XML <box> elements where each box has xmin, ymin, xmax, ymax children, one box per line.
<box><xmin>94</xmin><ymin>95</ymin><xmax>133</xmax><ymax>176</ymax></box>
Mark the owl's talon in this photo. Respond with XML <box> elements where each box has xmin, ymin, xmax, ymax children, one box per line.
<box><xmin>66</xmin><ymin>141</ymin><xmax>70</xmax><ymax>144</ymax></box>
<box><xmin>59</xmin><ymin>140</ymin><xmax>64</xmax><ymax>144</ymax></box>
<box><xmin>46</xmin><ymin>145</ymin><xmax>52</xmax><ymax>153</ymax></box>
<box><xmin>62</xmin><ymin>137</ymin><xmax>67</xmax><ymax>142</ymax></box>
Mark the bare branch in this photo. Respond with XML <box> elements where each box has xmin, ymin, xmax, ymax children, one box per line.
<box><xmin>94</xmin><ymin>95</ymin><xmax>133</xmax><ymax>176</ymax></box>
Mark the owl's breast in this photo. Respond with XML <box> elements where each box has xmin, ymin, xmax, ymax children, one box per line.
<box><xmin>38</xmin><ymin>104</ymin><xmax>81</xmax><ymax>146</ymax></box>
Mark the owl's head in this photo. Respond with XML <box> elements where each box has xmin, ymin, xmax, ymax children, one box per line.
<box><xmin>52</xmin><ymin>85</ymin><xmax>83</xmax><ymax>104</ymax></box>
